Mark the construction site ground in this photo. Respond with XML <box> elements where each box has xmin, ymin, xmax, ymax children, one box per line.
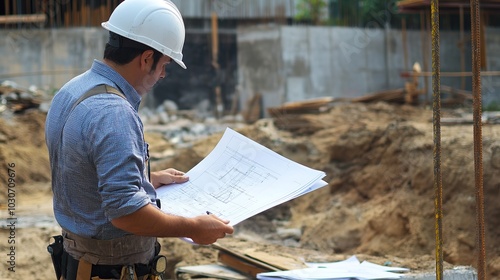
<box><xmin>1</xmin><ymin>101</ymin><xmax>499</xmax><ymax>279</ymax></box>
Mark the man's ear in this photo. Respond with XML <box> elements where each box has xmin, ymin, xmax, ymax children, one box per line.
<box><xmin>139</xmin><ymin>50</ymin><xmax>155</xmax><ymax>71</ymax></box>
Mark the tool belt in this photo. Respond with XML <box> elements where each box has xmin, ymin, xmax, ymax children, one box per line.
<box><xmin>48</xmin><ymin>230</ymin><xmax>167</xmax><ymax>280</ymax></box>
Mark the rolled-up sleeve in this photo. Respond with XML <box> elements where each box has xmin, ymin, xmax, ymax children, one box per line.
<box><xmin>84</xmin><ymin>97</ymin><xmax>152</xmax><ymax>220</ymax></box>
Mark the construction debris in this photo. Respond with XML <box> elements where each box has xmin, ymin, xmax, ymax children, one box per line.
<box><xmin>267</xmin><ymin>97</ymin><xmax>339</xmax><ymax>134</ymax></box>
<box><xmin>0</xmin><ymin>80</ymin><xmax>43</xmax><ymax>113</ymax></box>
<box><xmin>175</xmin><ymin>243</ymin><xmax>310</xmax><ymax>279</ymax></box>
<box><xmin>268</xmin><ymin>97</ymin><xmax>337</xmax><ymax>115</ymax></box>
<box><xmin>440</xmin><ymin>85</ymin><xmax>473</xmax><ymax>107</ymax></box>
<box><xmin>442</xmin><ymin>111</ymin><xmax>500</xmax><ymax>125</ymax></box>
<box><xmin>175</xmin><ymin>244</ymin><xmax>416</xmax><ymax>280</ymax></box>
<box><xmin>353</xmin><ymin>88</ymin><xmax>408</xmax><ymax>104</ymax></box>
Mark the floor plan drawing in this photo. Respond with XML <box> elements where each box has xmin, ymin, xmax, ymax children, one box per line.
<box><xmin>156</xmin><ymin>128</ymin><xmax>327</xmax><ymax>227</ymax></box>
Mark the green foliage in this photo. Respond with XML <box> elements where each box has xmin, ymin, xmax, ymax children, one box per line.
<box><xmin>308</xmin><ymin>0</ymin><xmax>413</xmax><ymax>28</ymax></box>
<box><xmin>484</xmin><ymin>101</ymin><xmax>500</xmax><ymax>112</ymax></box>
<box><xmin>294</xmin><ymin>0</ymin><xmax>328</xmax><ymax>25</ymax></box>
<box><xmin>360</xmin><ymin>0</ymin><xmax>403</xmax><ymax>27</ymax></box>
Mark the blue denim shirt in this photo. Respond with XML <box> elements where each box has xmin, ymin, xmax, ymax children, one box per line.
<box><xmin>45</xmin><ymin>60</ymin><xmax>156</xmax><ymax>239</ymax></box>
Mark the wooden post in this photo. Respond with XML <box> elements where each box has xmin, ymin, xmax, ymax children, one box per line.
<box><xmin>211</xmin><ymin>11</ymin><xmax>223</xmax><ymax>119</ymax></box>
<box><xmin>12</xmin><ymin>0</ymin><xmax>17</xmax><ymax>17</ymax></box>
<box><xmin>56</xmin><ymin>0</ymin><xmax>62</xmax><ymax>27</ymax></box>
<box><xmin>4</xmin><ymin>1</ymin><xmax>9</xmax><ymax>17</ymax></box>
<box><xmin>49</xmin><ymin>0</ymin><xmax>54</xmax><ymax>27</ymax></box>
<box><xmin>72</xmin><ymin>1</ymin><xmax>78</xmax><ymax>27</ymax></box>
<box><xmin>106</xmin><ymin>0</ymin><xmax>112</xmax><ymax>21</ymax></box>
<box><xmin>211</xmin><ymin>12</ymin><xmax>219</xmax><ymax>63</ymax></box>
<box><xmin>80</xmin><ymin>1</ymin><xmax>85</xmax><ymax>26</ymax></box>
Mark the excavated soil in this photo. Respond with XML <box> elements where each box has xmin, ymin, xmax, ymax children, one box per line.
<box><xmin>1</xmin><ymin>102</ymin><xmax>499</xmax><ymax>279</ymax></box>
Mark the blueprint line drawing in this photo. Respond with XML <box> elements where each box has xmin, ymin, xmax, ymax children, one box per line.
<box><xmin>156</xmin><ymin>128</ymin><xmax>327</xmax><ymax>226</ymax></box>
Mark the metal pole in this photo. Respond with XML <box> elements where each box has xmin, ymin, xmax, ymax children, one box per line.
<box><xmin>430</xmin><ymin>1</ymin><xmax>443</xmax><ymax>280</ymax></box>
<box><xmin>470</xmin><ymin>0</ymin><xmax>486</xmax><ymax>279</ymax></box>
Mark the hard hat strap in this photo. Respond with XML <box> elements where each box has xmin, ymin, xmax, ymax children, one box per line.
<box><xmin>108</xmin><ymin>31</ymin><xmax>148</xmax><ymax>50</ymax></box>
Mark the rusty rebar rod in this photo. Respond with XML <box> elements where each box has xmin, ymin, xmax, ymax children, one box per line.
<box><xmin>430</xmin><ymin>1</ymin><xmax>443</xmax><ymax>280</ymax></box>
<box><xmin>470</xmin><ymin>0</ymin><xmax>486</xmax><ymax>279</ymax></box>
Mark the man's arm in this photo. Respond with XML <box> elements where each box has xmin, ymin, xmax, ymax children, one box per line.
<box><xmin>150</xmin><ymin>168</ymin><xmax>189</xmax><ymax>188</ymax></box>
<box><xmin>111</xmin><ymin>204</ymin><xmax>234</xmax><ymax>245</ymax></box>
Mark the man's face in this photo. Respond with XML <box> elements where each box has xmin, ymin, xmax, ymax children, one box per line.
<box><xmin>137</xmin><ymin>54</ymin><xmax>172</xmax><ymax>95</ymax></box>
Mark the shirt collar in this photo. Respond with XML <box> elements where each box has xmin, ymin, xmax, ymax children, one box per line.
<box><xmin>90</xmin><ymin>59</ymin><xmax>142</xmax><ymax>110</ymax></box>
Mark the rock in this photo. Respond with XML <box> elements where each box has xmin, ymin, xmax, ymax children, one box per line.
<box><xmin>162</xmin><ymin>100</ymin><xmax>178</xmax><ymax>115</ymax></box>
<box><xmin>158</xmin><ymin>111</ymin><xmax>170</xmax><ymax>124</ymax></box>
<box><xmin>276</xmin><ymin>228</ymin><xmax>302</xmax><ymax>241</ymax></box>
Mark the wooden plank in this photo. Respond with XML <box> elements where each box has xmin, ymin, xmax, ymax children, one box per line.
<box><xmin>351</xmin><ymin>88</ymin><xmax>406</xmax><ymax>103</ymax></box>
<box><xmin>212</xmin><ymin>243</ymin><xmax>280</xmax><ymax>274</ymax></box>
<box><xmin>175</xmin><ymin>264</ymin><xmax>247</xmax><ymax>280</ymax></box>
<box><xmin>267</xmin><ymin>97</ymin><xmax>338</xmax><ymax>115</ymax></box>
<box><xmin>0</xmin><ymin>14</ymin><xmax>46</xmax><ymax>24</ymax></box>
<box><xmin>218</xmin><ymin>251</ymin><xmax>270</xmax><ymax>278</ymax></box>
<box><xmin>243</xmin><ymin>250</ymin><xmax>308</xmax><ymax>271</ymax></box>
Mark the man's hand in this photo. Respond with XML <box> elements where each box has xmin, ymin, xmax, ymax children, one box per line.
<box><xmin>189</xmin><ymin>214</ymin><xmax>234</xmax><ymax>245</ymax></box>
<box><xmin>151</xmin><ymin>168</ymin><xmax>189</xmax><ymax>188</ymax></box>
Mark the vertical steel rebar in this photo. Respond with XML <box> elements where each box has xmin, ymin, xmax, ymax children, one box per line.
<box><xmin>470</xmin><ymin>1</ymin><xmax>486</xmax><ymax>279</ymax></box>
<box><xmin>430</xmin><ymin>1</ymin><xmax>443</xmax><ymax>280</ymax></box>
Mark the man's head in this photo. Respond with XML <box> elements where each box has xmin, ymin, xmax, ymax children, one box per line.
<box><xmin>102</xmin><ymin>0</ymin><xmax>186</xmax><ymax>69</ymax></box>
<box><xmin>103</xmin><ymin>32</ymin><xmax>164</xmax><ymax>71</ymax></box>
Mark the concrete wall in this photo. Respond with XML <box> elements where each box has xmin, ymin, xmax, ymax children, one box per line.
<box><xmin>1</xmin><ymin>26</ymin><xmax>499</xmax><ymax>112</ymax></box>
<box><xmin>237</xmin><ymin>25</ymin><xmax>500</xmax><ymax>113</ymax></box>
<box><xmin>484</xmin><ymin>27</ymin><xmax>500</xmax><ymax>107</ymax></box>
<box><xmin>0</xmin><ymin>28</ymin><xmax>107</xmax><ymax>92</ymax></box>
<box><xmin>237</xmin><ymin>26</ymin><xmax>285</xmax><ymax>112</ymax></box>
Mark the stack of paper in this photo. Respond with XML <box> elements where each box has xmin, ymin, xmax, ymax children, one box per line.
<box><xmin>156</xmin><ymin>127</ymin><xmax>328</xmax><ymax>226</ymax></box>
<box><xmin>257</xmin><ymin>255</ymin><xmax>409</xmax><ymax>280</ymax></box>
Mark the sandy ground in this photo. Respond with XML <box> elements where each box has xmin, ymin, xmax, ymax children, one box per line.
<box><xmin>1</xmin><ymin>102</ymin><xmax>499</xmax><ymax>279</ymax></box>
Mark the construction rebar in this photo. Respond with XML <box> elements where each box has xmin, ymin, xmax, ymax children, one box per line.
<box><xmin>470</xmin><ymin>0</ymin><xmax>486</xmax><ymax>279</ymax></box>
<box><xmin>430</xmin><ymin>1</ymin><xmax>443</xmax><ymax>280</ymax></box>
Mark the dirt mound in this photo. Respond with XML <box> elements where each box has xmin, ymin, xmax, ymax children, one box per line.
<box><xmin>1</xmin><ymin>102</ymin><xmax>500</xmax><ymax>279</ymax></box>
<box><xmin>0</xmin><ymin>110</ymin><xmax>50</xmax><ymax>186</ymax></box>
<box><xmin>151</xmin><ymin>102</ymin><xmax>500</xmax><ymax>277</ymax></box>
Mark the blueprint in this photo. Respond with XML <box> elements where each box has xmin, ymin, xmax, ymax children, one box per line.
<box><xmin>156</xmin><ymin>128</ymin><xmax>327</xmax><ymax>226</ymax></box>
<box><xmin>257</xmin><ymin>255</ymin><xmax>408</xmax><ymax>280</ymax></box>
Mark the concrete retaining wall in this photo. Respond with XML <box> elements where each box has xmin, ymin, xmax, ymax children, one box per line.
<box><xmin>1</xmin><ymin>26</ymin><xmax>499</xmax><ymax>112</ymax></box>
<box><xmin>237</xmin><ymin>25</ymin><xmax>500</xmax><ymax>114</ymax></box>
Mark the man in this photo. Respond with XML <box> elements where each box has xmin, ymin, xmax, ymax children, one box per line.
<box><xmin>45</xmin><ymin>0</ymin><xmax>233</xmax><ymax>279</ymax></box>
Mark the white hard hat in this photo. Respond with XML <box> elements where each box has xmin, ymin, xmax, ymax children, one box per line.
<box><xmin>102</xmin><ymin>0</ymin><xmax>187</xmax><ymax>69</ymax></box>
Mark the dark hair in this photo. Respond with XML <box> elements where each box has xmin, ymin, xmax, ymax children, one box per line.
<box><xmin>104</xmin><ymin>32</ymin><xmax>163</xmax><ymax>72</ymax></box>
